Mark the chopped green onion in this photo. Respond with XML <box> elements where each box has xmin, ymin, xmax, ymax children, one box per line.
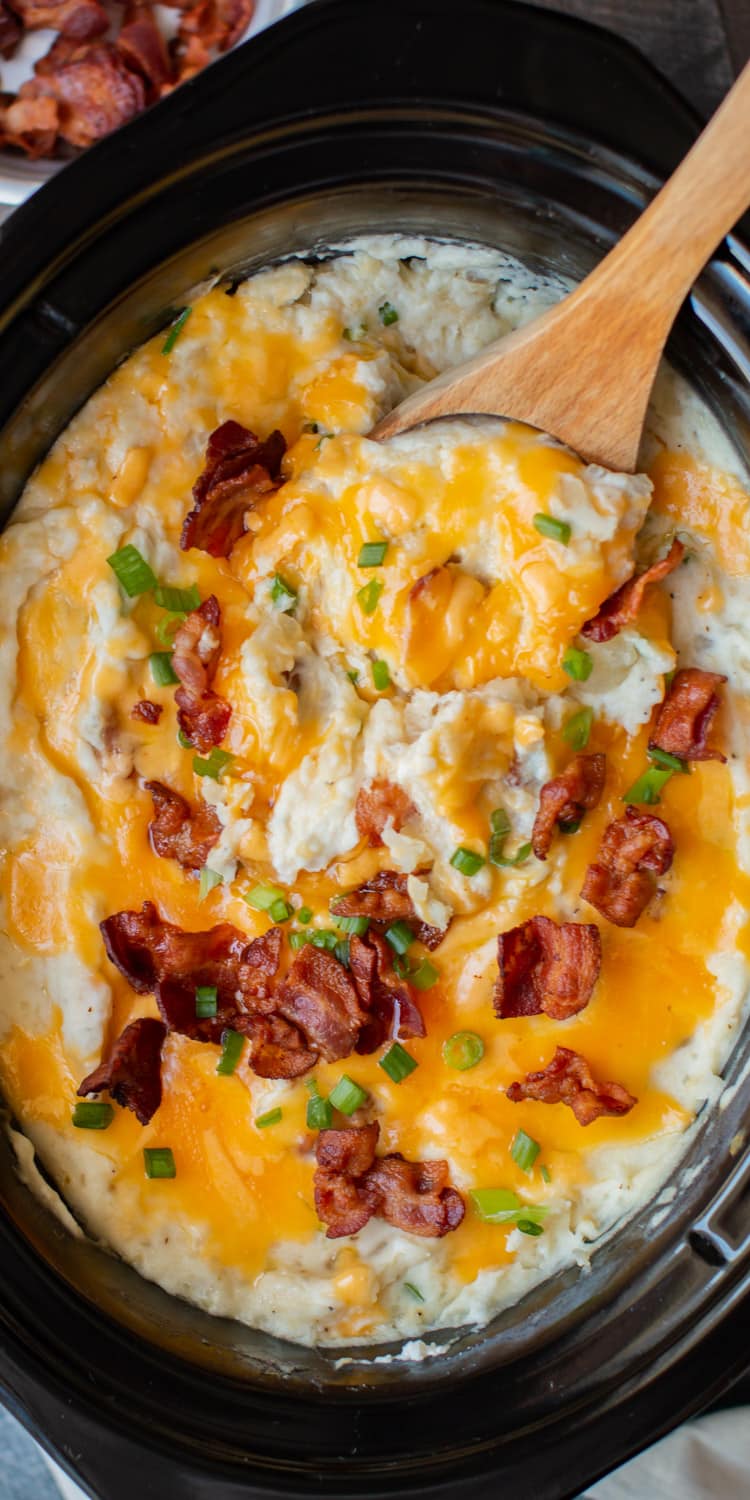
<box><xmin>334</xmin><ymin>938</ymin><xmax>350</xmax><ymax>968</ymax></box>
<box><xmin>155</xmin><ymin>611</ymin><xmax>187</xmax><ymax>647</ymax></box>
<box><xmin>470</xmin><ymin>1188</ymin><xmax>521</xmax><ymax>1223</ymax></box>
<box><xmin>347</xmin><ymin>669</ymin><xmax>360</xmax><ymax>684</ymax></box>
<box><xmin>328</xmin><ymin>1074</ymin><xmax>368</xmax><ymax>1115</ymax></box>
<box><xmin>150</xmin><ymin>651</ymin><xmax>179</xmax><ymax>686</ymax></box>
<box><xmin>72</xmin><ymin>1101</ymin><xmax>113</xmax><ymax>1130</ymax></box>
<box><xmin>195</xmin><ymin>984</ymin><xmax>218</xmax><ymax>1018</ymax></box>
<box><xmin>559</xmin><ymin>818</ymin><xmax>581</xmax><ymax>835</ymax></box>
<box><xmin>490</xmin><ymin>808</ymin><xmax>511</xmax><ymax>837</ymax></box>
<box><xmin>562</xmin><ymin>706</ymin><xmax>594</xmax><ymax>751</ymax></box>
<box><xmin>255</xmin><ymin>1107</ymin><xmax>282</xmax><ymax>1129</ymax></box>
<box><xmin>307</xmin><ymin>1093</ymin><xmax>333</xmax><ymax>1130</ymax></box>
<box><xmin>517</xmin><ymin>1219</ymin><xmax>544</xmax><ymax>1237</ymax></box>
<box><xmin>161</xmin><ymin>306</ymin><xmax>192</xmax><ymax>355</ymax></box>
<box><xmin>510</xmin><ymin>1130</ymin><xmax>541</xmax><ymax>1174</ymax></box>
<box><xmin>403</xmin><ymin>1281</ymin><xmax>425</xmax><ymax>1303</ymax></box>
<box><xmin>442</xmin><ymin>1031</ymin><xmax>484</xmax><ymax>1071</ymax></box>
<box><xmin>648</xmin><ymin>745</ymin><xmax>689</xmax><ymax>773</ymax></box>
<box><xmin>450</xmin><ymin>846</ymin><xmax>486</xmax><ymax>877</ymax></box>
<box><xmin>379</xmin><ymin>1042</ymin><xmax>418</xmax><ymax>1083</ymax></box>
<box><xmin>562</xmin><ymin>645</ymin><xmax>593</xmax><ymax>682</ymax></box>
<box><xmin>198</xmin><ymin>867</ymin><xmax>223</xmax><ymax>903</ymax></box>
<box><xmin>216</xmin><ymin>1029</ymin><xmax>244</xmax><ymax>1076</ymax></box>
<box><xmin>371</xmin><ymin>659</ymin><xmax>391</xmax><ymax>691</ymax></box>
<box><xmin>343</xmin><ymin>320</ymin><xmax>368</xmax><ymax>341</ymax></box>
<box><xmin>379</xmin><ymin>301</ymin><xmax>399</xmax><ymax>326</ymax></box>
<box><xmin>296</xmin><ymin>906</ymin><xmax>313</xmax><ymax>925</ymax></box>
<box><xmin>271</xmin><ymin>574</ymin><xmax>298</xmax><ymax>613</ymax></box>
<box><xmin>154</xmin><ymin>583</ymin><xmax>200</xmax><ymax>613</ymax></box>
<box><xmin>385</xmin><ymin>920</ymin><xmax>415</xmax><ymax>956</ymax></box>
<box><xmin>107</xmin><ymin>544</ymin><xmax>157</xmax><ymax>598</ymax></box>
<box><xmin>395</xmin><ymin>956</ymin><xmax>440</xmax><ymax>990</ymax></box>
<box><xmin>269</xmin><ymin>897</ymin><xmax>293</xmax><ymax>923</ymax></box>
<box><xmin>623</xmin><ymin>765</ymin><xmax>673</xmax><ymax>805</ymax></box>
<box><xmin>143</xmin><ymin>1146</ymin><xmax>176</xmax><ymax>1178</ymax></box>
<box><xmin>289</xmin><ymin>931</ymin><xmax>308</xmax><ymax>951</ymax></box>
<box><xmin>533</xmin><ymin>513</ymin><xmax>571</xmax><ymax>545</ymax></box>
<box><xmin>358</xmin><ymin>579</ymin><xmax>383</xmax><ymax>615</ymax></box>
<box><xmin>177</xmin><ymin>728</ymin><xmax>194</xmax><ymax>749</ymax></box>
<box><xmin>358</xmin><ymin>540</ymin><xmax>388</xmax><ymax>568</ymax></box>
<box><xmin>490</xmin><ymin>837</ymin><xmax>532</xmax><ymax>868</ymax></box>
<box><xmin>540</xmin><ymin>1164</ymin><xmax>552</xmax><ymax>1184</ymax></box>
<box><xmin>313</xmin><ymin>929</ymin><xmax>341</xmax><ymax>951</ymax></box>
<box><xmin>193</xmin><ymin>748</ymin><xmax>233</xmax><ymax>780</ymax></box>
<box><xmin>245</xmin><ymin>883</ymin><xmax>287</xmax><ymax>913</ymax></box>
<box><xmin>331</xmin><ymin>914</ymin><xmax>370</xmax><ymax>936</ymax></box>
<box><xmin>664</xmin><ymin>668</ymin><xmax>676</xmax><ymax>691</ymax></box>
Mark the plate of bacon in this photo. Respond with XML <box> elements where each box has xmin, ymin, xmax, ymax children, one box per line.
<box><xmin>0</xmin><ymin>0</ymin><xmax>301</xmax><ymax>205</ymax></box>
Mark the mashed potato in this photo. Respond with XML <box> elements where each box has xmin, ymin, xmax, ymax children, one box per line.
<box><xmin>0</xmin><ymin>236</ymin><xmax>748</xmax><ymax>1350</ymax></box>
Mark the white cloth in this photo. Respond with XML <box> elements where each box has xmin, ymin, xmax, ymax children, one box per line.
<box><xmin>584</xmin><ymin>1409</ymin><xmax>750</xmax><ymax>1499</ymax></box>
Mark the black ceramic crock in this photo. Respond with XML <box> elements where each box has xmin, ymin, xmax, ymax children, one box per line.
<box><xmin>1</xmin><ymin>2</ymin><xmax>750</xmax><ymax>1497</ymax></box>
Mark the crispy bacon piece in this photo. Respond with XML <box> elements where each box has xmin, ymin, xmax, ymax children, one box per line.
<box><xmin>181</xmin><ymin>421</ymin><xmax>286</xmax><ymax>559</ymax></box>
<box><xmin>314</xmin><ymin>1122</ymin><xmax>465</xmax><ymax>1239</ymax></box>
<box><xmin>131</xmin><ymin>699</ymin><xmax>163</xmax><ymax>725</ymax></box>
<box><xmin>330</xmin><ymin>870</ymin><xmax>444</xmax><ymax>951</ymax></box>
<box><xmin>21</xmin><ymin>41</ymin><xmax>146</xmax><ymax>149</ymax></box>
<box><xmin>146</xmin><ymin>780</ymin><xmax>221</xmax><ymax>872</ymax></box>
<box><xmin>355</xmin><ymin>779</ymin><xmax>416</xmax><ymax>846</ymax></box>
<box><xmin>170</xmin><ymin>0</ymin><xmax>254</xmax><ymax>83</ymax></box>
<box><xmin>650</xmin><ymin>667</ymin><xmax>727</xmax><ymax>763</ymax></box>
<box><xmin>11</xmin><ymin>0</ymin><xmax>107</xmax><ymax>38</ymax></box>
<box><xmin>276</xmin><ymin>944</ymin><xmax>368</xmax><ymax>1062</ymax></box>
<box><xmin>0</xmin><ymin>3</ymin><xmax>22</xmax><ymax>57</ymax></box>
<box><xmin>171</xmin><ymin>596</ymin><xmax>232</xmax><ymax>753</ymax></box>
<box><xmin>581</xmin><ymin>539</ymin><xmax>685</xmax><ymax>644</ymax></box>
<box><xmin>77</xmin><ymin>1016</ymin><xmax>166</xmax><ymax>1126</ymax></box>
<box><xmin>531</xmin><ymin>753</ymin><xmax>606</xmax><ymax>860</ymax></box>
<box><xmin>117</xmin><ymin>4</ymin><xmax>172</xmax><ymax>95</ymax></box>
<box><xmin>582</xmin><ymin>806</ymin><xmax>674</xmax><ymax>928</ymax></box>
<box><xmin>494</xmin><ymin>916</ymin><xmax>601</xmax><ymax>1022</ymax></box>
<box><xmin>0</xmin><ymin>92</ymin><xmax>58</xmax><ymax>157</ymax></box>
<box><xmin>507</xmin><ymin>1046</ymin><xmax>637</xmax><ymax>1126</ymax></box>
<box><xmin>349</xmin><ymin>931</ymin><xmax>425</xmax><ymax>1053</ymax></box>
<box><xmin>242</xmin><ymin>1014</ymin><xmax>317</xmax><ymax>1080</ymax></box>
<box><xmin>100</xmin><ymin>902</ymin><xmax>281</xmax><ymax>1044</ymax></box>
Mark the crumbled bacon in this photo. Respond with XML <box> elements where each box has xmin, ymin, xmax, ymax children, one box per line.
<box><xmin>242</xmin><ymin>1014</ymin><xmax>317</xmax><ymax>1080</ymax></box>
<box><xmin>131</xmin><ymin>699</ymin><xmax>163</xmax><ymax>725</ymax></box>
<box><xmin>276</xmin><ymin>944</ymin><xmax>368</xmax><ymax>1062</ymax></box>
<box><xmin>117</xmin><ymin>4</ymin><xmax>172</xmax><ymax>95</ymax></box>
<box><xmin>21</xmin><ymin>41</ymin><xmax>146</xmax><ymax>149</ymax></box>
<box><xmin>100</xmin><ymin>902</ymin><xmax>281</xmax><ymax>1044</ymax></box>
<box><xmin>171</xmin><ymin>595</ymin><xmax>232</xmax><ymax>753</ymax></box>
<box><xmin>0</xmin><ymin>3</ymin><xmax>22</xmax><ymax>57</ymax></box>
<box><xmin>77</xmin><ymin>1016</ymin><xmax>166</xmax><ymax>1126</ymax></box>
<box><xmin>330</xmin><ymin>870</ymin><xmax>445</xmax><ymax>950</ymax></box>
<box><xmin>349</xmin><ymin>931</ymin><xmax>425</xmax><ymax>1053</ymax></box>
<box><xmin>531</xmin><ymin>753</ymin><xmax>606</xmax><ymax>860</ymax></box>
<box><xmin>146</xmin><ymin>780</ymin><xmax>221</xmax><ymax>872</ymax></box>
<box><xmin>181</xmin><ymin>421</ymin><xmax>286</xmax><ymax>559</ymax></box>
<box><xmin>507</xmin><ymin>1046</ymin><xmax>637</xmax><ymax>1126</ymax></box>
<box><xmin>171</xmin><ymin>0</ymin><xmax>255</xmax><ymax>83</ymax></box>
<box><xmin>11</xmin><ymin>0</ymin><xmax>107</xmax><ymax>38</ymax></box>
<box><xmin>581</xmin><ymin>806</ymin><xmax>674</xmax><ymax>927</ymax></box>
<box><xmin>314</xmin><ymin>1122</ymin><xmax>465</xmax><ymax>1239</ymax></box>
<box><xmin>581</xmin><ymin>539</ymin><xmax>684</xmax><ymax>643</ymax></box>
<box><xmin>0</xmin><ymin>91</ymin><xmax>58</xmax><ymax>156</ymax></box>
<box><xmin>355</xmin><ymin>779</ymin><xmax>416</xmax><ymax>846</ymax></box>
<box><xmin>494</xmin><ymin>916</ymin><xmax>601</xmax><ymax>1021</ymax></box>
<box><xmin>650</xmin><ymin>667</ymin><xmax>727</xmax><ymax>763</ymax></box>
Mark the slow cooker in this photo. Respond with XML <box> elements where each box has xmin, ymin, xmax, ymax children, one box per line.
<box><xmin>0</xmin><ymin>2</ymin><xmax>749</xmax><ymax>1496</ymax></box>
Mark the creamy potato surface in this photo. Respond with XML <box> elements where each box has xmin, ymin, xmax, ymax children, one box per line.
<box><xmin>1</xmin><ymin>238</ymin><xmax>748</xmax><ymax>1348</ymax></box>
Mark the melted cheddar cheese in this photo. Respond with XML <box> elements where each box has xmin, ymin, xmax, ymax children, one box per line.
<box><xmin>1</xmin><ymin>238</ymin><xmax>748</xmax><ymax>1350</ymax></box>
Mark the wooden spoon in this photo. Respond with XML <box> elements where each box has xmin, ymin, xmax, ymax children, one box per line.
<box><xmin>373</xmin><ymin>61</ymin><xmax>750</xmax><ymax>471</ymax></box>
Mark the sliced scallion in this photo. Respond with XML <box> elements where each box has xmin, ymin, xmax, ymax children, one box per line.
<box><xmin>331</xmin><ymin>914</ymin><xmax>370</xmax><ymax>936</ymax></box>
<box><xmin>623</xmin><ymin>765</ymin><xmax>673</xmax><ymax>806</ymax></box>
<box><xmin>255</xmin><ymin>1107</ymin><xmax>282</xmax><ymax>1129</ymax></box>
<box><xmin>562</xmin><ymin>645</ymin><xmax>593</xmax><ymax>682</ymax></box>
<box><xmin>358</xmin><ymin>540</ymin><xmax>388</xmax><ymax>568</ymax></box>
<box><xmin>517</xmin><ymin>1219</ymin><xmax>544</xmax><ymax>1237</ymax></box>
<box><xmin>107</xmin><ymin>544</ymin><xmax>157</xmax><ymax>598</ymax></box>
<box><xmin>195</xmin><ymin>984</ymin><xmax>218</xmax><ymax>1018</ymax></box>
<box><xmin>379</xmin><ymin>301</ymin><xmax>399</xmax><ymax>326</ymax></box>
<box><xmin>403</xmin><ymin>1282</ymin><xmax>425</xmax><ymax>1303</ymax></box>
<box><xmin>271</xmin><ymin>574</ymin><xmax>298</xmax><ymax>613</ymax></box>
<box><xmin>559</xmin><ymin>818</ymin><xmax>581</xmax><ymax>835</ymax></box>
<box><xmin>154</xmin><ymin>582</ymin><xmax>200</xmax><ymax>613</ymax></box>
<box><xmin>394</xmin><ymin>955</ymin><xmax>440</xmax><ymax>990</ymax></box>
<box><xmin>143</xmin><ymin>1146</ymin><xmax>176</xmax><ymax>1178</ymax></box>
<box><xmin>372</xmin><ymin>659</ymin><xmax>390</xmax><ymax>691</ymax></box>
<box><xmin>442</xmin><ymin>1031</ymin><xmax>484</xmax><ymax>1071</ymax></box>
<box><xmin>358</xmin><ymin>579</ymin><xmax>383</xmax><ymax>615</ymax></box>
<box><xmin>379</xmin><ymin>1042</ymin><xmax>418</xmax><ymax>1083</ymax></box>
<box><xmin>198</xmin><ymin>866</ymin><xmax>223</xmax><ymax>903</ymax></box>
<box><xmin>177</xmin><ymin>728</ymin><xmax>194</xmax><ymax>750</ymax></box>
<box><xmin>245</xmin><ymin>883</ymin><xmax>287</xmax><ymax>913</ymax></box>
<box><xmin>562</xmin><ymin>706</ymin><xmax>594</xmax><ymax>751</ymax></box>
<box><xmin>450</xmin><ymin>846</ymin><xmax>486</xmax><ymax>877</ymax></box>
<box><xmin>307</xmin><ymin>1093</ymin><xmax>333</xmax><ymax>1130</ymax></box>
<box><xmin>269</xmin><ymin>897</ymin><xmax>293</xmax><ymax>923</ymax></box>
<box><xmin>216</xmin><ymin>1029</ymin><xmax>244</xmax><ymax>1076</ymax></box>
<box><xmin>328</xmin><ymin>1075</ymin><xmax>368</xmax><ymax>1116</ymax></box>
<box><xmin>161</xmin><ymin>306</ymin><xmax>192</xmax><ymax>355</ymax></box>
<box><xmin>192</xmin><ymin>748</ymin><xmax>233</xmax><ymax>780</ymax></box>
<box><xmin>510</xmin><ymin>1129</ymin><xmax>541</xmax><ymax>1174</ymax></box>
<box><xmin>296</xmin><ymin>906</ymin><xmax>313</xmax><ymax>925</ymax></box>
<box><xmin>155</xmin><ymin>611</ymin><xmax>187</xmax><ymax>647</ymax></box>
<box><xmin>150</xmin><ymin>651</ymin><xmax>179</xmax><ymax>686</ymax></box>
<box><xmin>334</xmin><ymin>938</ymin><xmax>350</xmax><ymax>968</ymax></box>
<box><xmin>648</xmin><ymin>745</ymin><xmax>689</xmax><ymax>773</ymax></box>
<box><xmin>72</xmin><ymin>1101</ymin><xmax>113</xmax><ymax>1130</ymax></box>
<box><xmin>384</xmin><ymin>920</ymin><xmax>415</xmax><ymax>956</ymax></box>
<box><xmin>540</xmin><ymin>1164</ymin><xmax>552</xmax><ymax>1184</ymax></box>
<box><xmin>533</xmin><ymin>513</ymin><xmax>571</xmax><ymax>545</ymax></box>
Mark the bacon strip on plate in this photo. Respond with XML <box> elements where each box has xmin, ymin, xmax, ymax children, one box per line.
<box><xmin>349</xmin><ymin>930</ymin><xmax>425</xmax><ymax>1052</ymax></box>
<box><xmin>117</xmin><ymin>4</ymin><xmax>172</xmax><ymax>95</ymax></box>
<box><xmin>531</xmin><ymin>753</ymin><xmax>606</xmax><ymax>860</ymax></box>
<box><xmin>181</xmin><ymin>420</ymin><xmax>286</xmax><ymax>559</ymax></box>
<box><xmin>314</xmin><ymin>1122</ymin><xmax>465</xmax><ymax>1239</ymax></box>
<box><xmin>0</xmin><ymin>3</ymin><xmax>22</xmax><ymax>56</ymax></box>
<box><xmin>355</xmin><ymin>779</ymin><xmax>416</xmax><ymax>846</ymax></box>
<box><xmin>650</xmin><ymin>667</ymin><xmax>727</xmax><ymax>762</ymax></box>
<box><xmin>581</xmin><ymin>807</ymin><xmax>673</xmax><ymax>927</ymax></box>
<box><xmin>507</xmin><ymin>1046</ymin><xmax>637</xmax><ymax>1126</ymax></box>
<box><xmin>330</xmin><ymin>869</ymin><xmax>445</xmax><ymax>950</ymax></box>
<box><xmin>77</xmin><ymin>1016</ymin><xmax>166</xmax><ymax>1125</ymax></box>
<box><xmin>171</xmin><ymin>0</ymin><xmax>256</xmax><ymax>83</ymax></box>
<box><xmin>581</xmin><ymin>539</ymin><xmax>684</xmax><ymax>643</ymax></box>
<box><xmin>494</xmin><ymin>915</ymin><xmax>601</xmax><ymax>1021</ymax></box>
<box><xmin>20</xmin><ymin>41</ymin><xmax>146</xmax><ymax>148</ymax></box>
<box><xmin>146</xmin><ymin>780</ymin><xmax>221</xmax><ymax>872</ymax></box>
<box><xmin>171</xmin><ymin>595</ymin><xmax>232</xmax><ymax>753</ymax></box>
<box><xmin>10</xmin><ymin>0</ymin><xmax>107</xmax><ymax>38</ymax></box>
<box><xmin>0</xmin><ymin>92</ymin><xmax>58</xmax><ymax>156</ymax></box>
